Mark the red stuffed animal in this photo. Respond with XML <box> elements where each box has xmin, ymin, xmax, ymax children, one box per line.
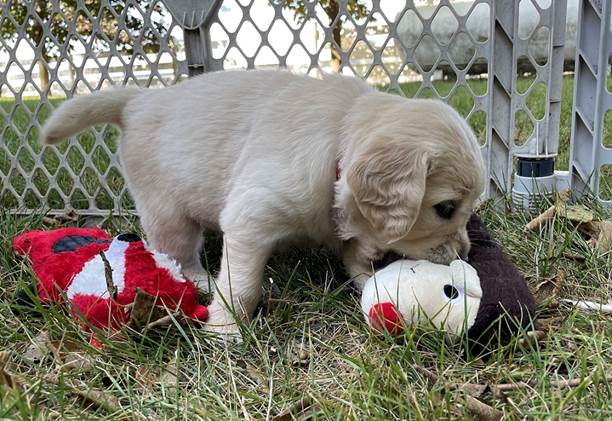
<box><xmin>13</xmin><ymin>228</ymin><xmax>208</xmax><ymax>344</ymax></box>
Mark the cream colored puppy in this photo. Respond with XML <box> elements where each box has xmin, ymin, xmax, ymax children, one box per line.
<box><xmin>41</xmin><ymin>70</ymin><xmax>485</xmax><ymax>336</ymax></box>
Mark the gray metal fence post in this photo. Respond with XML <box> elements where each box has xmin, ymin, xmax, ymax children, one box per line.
<box><xmin>486</xmin><ymin>0</ymin><xmax>519</xmax><ymax>199</ymax></box>
<box><xmin>511</xmin><ymin>0</ymin><xmax>571</xmax><ymax>210</ymax></box>
<box><xmin>163</xmin><ymin>0</ymin><xmax>224</xmax><ymax>76</ymax></box>
<box><xmin>569</xmin><ymin>0</ymin><xmax>612</xmax><ymax>208</ymax></box>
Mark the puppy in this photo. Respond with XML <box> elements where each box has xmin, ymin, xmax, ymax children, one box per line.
<box><xmin>41</xmin><ymin>70</ymin><xmax>485</xmax><ymax>335</ymax></box>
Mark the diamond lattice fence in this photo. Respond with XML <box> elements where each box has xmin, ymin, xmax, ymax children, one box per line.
<box><xmin>0</xmin><ymin>0</ymin><xmax>187</xmax><ymax>215</ymax></box>
<box><xmin>1</xmin><ymin>0</ymin><xmax>570</xmax><ymax>215</ymax></box>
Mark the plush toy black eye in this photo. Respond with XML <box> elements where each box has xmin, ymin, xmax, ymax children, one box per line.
<box><xmin>434</xmin><ymin>201</ymin><xmax>456</xmax><ymax>219</ymax></box>
<box><xmin>444</xmin><ymin>284</ymin><xmax>459</xmax><ymax>300</ymax></box>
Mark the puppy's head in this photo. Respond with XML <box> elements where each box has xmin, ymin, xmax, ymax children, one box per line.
<box><xmin>337</xmin><ymin>96</ymin><xmax>484</xmax><ymax>265</ymax></box>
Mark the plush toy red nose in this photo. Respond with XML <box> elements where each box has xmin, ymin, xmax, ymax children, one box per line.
<box><xmin>368</xmin><ymin>302</ymin><xmax>404</xmax><ymax>335</ymax></box>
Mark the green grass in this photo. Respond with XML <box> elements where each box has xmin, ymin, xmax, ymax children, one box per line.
<box><xmin>0</xmin><ymin>97</ymin><xmax>128</xmax><ymax>212</ymax></box>
<box><xmin>1</xmin><ymin>200</ymin><xmax>611</xmax><ymax>418</ymax></box>
<box><xmin>1</xmin><ymin>78</ymin><xmax>612</xmax><ymax>417</ymax></box>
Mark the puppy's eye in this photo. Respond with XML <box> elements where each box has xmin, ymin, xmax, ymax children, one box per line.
<box><xmin>434</xmin><ymin>201</ymin><xmax>456</xmax><ymax>219</ymax></box>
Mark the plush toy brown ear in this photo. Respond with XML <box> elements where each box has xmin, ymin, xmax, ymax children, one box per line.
<box><xmin>465</xmin><ymin>214</ymin><xmax>535</xmax><ymax>356</ymax></box>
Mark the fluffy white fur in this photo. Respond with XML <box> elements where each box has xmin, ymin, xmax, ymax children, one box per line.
<box><xmin>41</xmin><ymin>70</ymin><xmax>485</xmax><ymax>336</ymax></box>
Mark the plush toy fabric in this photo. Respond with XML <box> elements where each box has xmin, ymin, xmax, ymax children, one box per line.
<box><xmin>464</xmin><ymin>214</ymin><xmax>535</xmax><ymax>353</ymax></box>
<box><xmin>361</xmin><ymin>259</ymin><xmax>482</xmax><ymax>335</ymax></box>
<box><xmin>361</xmin><ymin>214</ymin><xmax>535</xmax><ymax>353</ymax></box>
<box><xmin>13</xmin><ymin>228</ymin><xmax>208</xmax><ymax>338</ymax></box>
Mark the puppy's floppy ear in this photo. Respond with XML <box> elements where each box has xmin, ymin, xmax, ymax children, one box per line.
<box><xmin>347</xmin><ymin>142</ymin><xmax>429</xmax><ymax>241</ymax></box>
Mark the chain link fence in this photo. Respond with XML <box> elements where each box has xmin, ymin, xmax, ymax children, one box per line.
<box><xmin>0</xmin><ymin>0</ymin><xmax>609</xmax><ymax>215</ymax></box>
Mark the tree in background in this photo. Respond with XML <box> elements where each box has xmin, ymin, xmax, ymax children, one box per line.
<box><xmin>276</xmin><ymin>0</ymin><xmax>369</xmax><ymax>72</ymax></box>
<box><xmin>0</xmin><ymin>0</ymin><xmax>170</xmax><ymax>92</ymax></box>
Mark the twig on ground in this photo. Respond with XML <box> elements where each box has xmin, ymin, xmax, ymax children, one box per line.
<box><xmin>524</xmin><ymin>205</ymin><xmax>557</xmax><ymax>232</ymax></box>
<box><xmin>3</xmin><ymin>352</ymin><xmax>119</xmax><ymax>413</ymax></box>
<box><xmin>45</xmin><ymin>373</ymin><xmax>121</xmax><ymax>413</ymax></box>
<box><xmin>145</xmin><ymin>312</ymin><xmax>183</xmax><ymax>330</ymax></box>
<box><xmin>524</xmin><ymin>190</ymin><xmax>571</xmax><ymax>232</ymax></box>
<box><xmin>272</xmin><ymin>397</ymin><xmax>314</xmax><ymax>421</ymax></box>
<box><xmin>99</xmin><ymin>251</ymin><xmax>116</xmax><ymax>300</ymax></box>
<box><xmin>460</xmin><ymin>373</ymin><xmax>612</xmax><ymax>399</ymax></box>
<box><xmin>414</xmin><ymin>366</ymin><xmax>502</xmax><ymax>420</ymax></box>
<box><xmin>462</xmin><ymin>394</ymin><xmax>503</xmax><ymax>421</ymax></box>
<box><xmin>517</xmin><ymin>330</ymin><xmax>546</xmax><ymax>348</ymax></box>
<box><xmin>560</xmin><ymin>299</ymin><xmax>612</xmax><ymax>314</ymax></box>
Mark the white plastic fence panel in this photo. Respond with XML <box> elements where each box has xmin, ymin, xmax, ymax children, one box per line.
<box><xmin>0</xmin><ymin>0</ymin><xmax>575</xmax><ymax>215</ymax></box>
<box><xmin>0</xmin><ymin>0</ymin><xmax>187</xmax><ymax>215</ymax></box>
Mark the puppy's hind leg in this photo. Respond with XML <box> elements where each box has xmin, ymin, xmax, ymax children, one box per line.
<box><xmin>139</xmin><ymin>207</ymin><xmax>210</xmax><ymax>290</ymax></box>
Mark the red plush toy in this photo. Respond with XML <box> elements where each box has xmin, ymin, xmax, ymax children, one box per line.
<box><xmin>13</xmin><ymin>228</ymin><xmax>208</xmax><ymax>345</ymax></box>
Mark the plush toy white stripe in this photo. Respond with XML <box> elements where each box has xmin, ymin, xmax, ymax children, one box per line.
<box><xmin>150</xmin><ymin>249</ymin><xmax>186</xmax><ymax>282</ymax></box>
<box><xmin>66</xmin><ymin>238</ymin><xmax>129</xmax><ymax>299</ymax></box>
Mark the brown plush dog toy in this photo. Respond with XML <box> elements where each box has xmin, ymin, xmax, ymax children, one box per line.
<box><xmin>362</xmin><ymin>214</ymin><xmax>535</xmax><ymax>355</ymax></box>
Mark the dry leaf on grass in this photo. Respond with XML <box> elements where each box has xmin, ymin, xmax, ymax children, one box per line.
<box><xmin>22</xmin><ymin>331</ymin><xmax>51</xmax><ymax>363</ymax></box>
<box><xmin>0</xmin><ymin>352</ymin><xmax>22</xmax><ymax>391</ymax></box>
<box><xmin>44</xmin><ymin>373</ymin><xmax>121</xmax><ymax>413</ymax></box>
<box><xmin>22</xmin><ymin>331</ymin><xmax>94</xmax><ymax>371</ymax></box>
<box><xmin>517</xmin><ymin>330</ymin><xmax>546</xmax><ymax>349</ymax></box>
<box><xmin>524</xmin><ymin>190</ymin><xmax>571</xmax><ymax>232</ymax></box>
<box><xmin>134</xmin><ymin>365</ymin><xmax>159</xmax><ymax>398</ymax></box>
<box><xmin>127</xmin><ymin>289</ymin><xmax>166</xmax><ymax>330</ymax></box>
<box><xmin>50</xmin><ymin>339</ymin><xmax>95</xmax><ymax>371</ymax></box>
<box><xmin>415</xmin><ymin>366</ymin><xmax>502</xmax><ymax>421</ymax></box>
<box><xmin>534</xmin><ymin>316</ymin><xmax>565</xmax><ymax>332</ymax></box>
<box><xmin>245</xmin><ymin>363</ymin><xmax>270</xmax><ymax>392</ymax></box>
<box><xmin>533</xmin><ymin>271</ymin><xmax>566</xmax><ymax>306</ymax></box>
<box><xmin>290</xmin><ymin>343</ymin><xmax>309</xmax><ymax>367</ymax></box>
<box><xmin>558</xmin><ymin>203</ymin><xmax>594</xmax><ymax>224</ymax></box>
<box><xmin>159</xmin><ymin>355</ymin><xmax>179</xmax><ymax>387</ymax></box>
<box><xmin>3</xmin><ymin>351</ymin><xmax>116</xmax><ymax>412</ymax></box>
<box><xmin>272</xmin><ymin>397</ymin><xmax>314</xmax><ymax>421</ymax></box>
<box><xmin>523</xmin><ymin>193</ymin><xmax>611</xmax><ymax>252</ymax></box>
<box><xmin>42</xmin><ymin>211</ymin><xmax>78</xmax><ymax>227</ymax></box>
<box><xmin>585</xmin><ymin>220</ymin><xmax>612</xmax><ymax>252</ymax></box>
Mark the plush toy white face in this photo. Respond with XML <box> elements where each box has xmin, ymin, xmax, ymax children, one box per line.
<box><xmin>361</xmin><ymin>259</ymin><xmax>482</xmax><ymax>336</ymax></box>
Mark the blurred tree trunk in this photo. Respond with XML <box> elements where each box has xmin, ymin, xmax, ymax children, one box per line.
<box><xmin>32</xmin><ymin>0</ymin><xmax>50</xmax><ymax>92</ymax></box>
<box><xmin>323</xmin><ymin>1</ymin><xmax>342</xmax><ymax>73</ymax></box>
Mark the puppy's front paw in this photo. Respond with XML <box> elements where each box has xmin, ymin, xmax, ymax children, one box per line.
<box><xmin>203</xmin><ymin>303</ymin><xmax>244</xmax><ymax>344</ymax></box>
<box><xmin>183</xmin><ymin>268</ymin><xmax>213</xmax><ymax>292</ymax></box>
<box><xmin>203</xmin><ymin>322</ymin><xmax>243</xmax><ymax>344</ymax></box>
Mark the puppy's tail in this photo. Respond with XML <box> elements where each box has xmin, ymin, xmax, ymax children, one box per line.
<box><xmin>40</xmin><ymin>88</ymin><xmax>141</xmax><ymax>144</ymax></box>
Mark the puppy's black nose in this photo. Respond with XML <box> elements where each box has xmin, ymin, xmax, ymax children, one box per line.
<box><xmin>117</xmin><ymin>233</ymin><xmax>141</xmax><ymax>242</ymax></box>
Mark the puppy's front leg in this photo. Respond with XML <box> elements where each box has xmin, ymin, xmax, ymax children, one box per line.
<box><xmin>342</xmin><ymin>239</ymin><xmax>380</xmax><ymax>291</ymax></box>
<box><xmin>205</xmin><ymin>233</ymin><xmax>272</xmax><ymax>338</ymax></box>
